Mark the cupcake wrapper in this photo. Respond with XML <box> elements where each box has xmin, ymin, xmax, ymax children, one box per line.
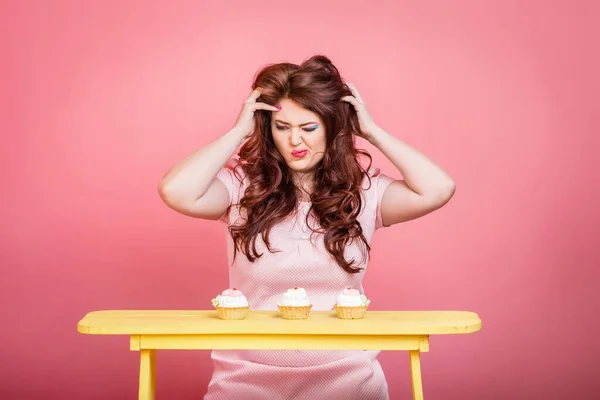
<box><xmin>216</xmin><ymin>306</ymin><xmax>250</xmax><ymax>320</ymax></box>
<box><xmin>278</xmin><ymin>305</ymin><xmax>312</xmax><ymax>319</ymax></box>
<box><xmin>334</xmin><ymin>304</ymin><xmax>368</xmax><ymax>319</ymax></box>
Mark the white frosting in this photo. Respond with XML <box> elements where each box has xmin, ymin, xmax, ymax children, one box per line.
<box><xmin>336</xmin><ymin>293</ymin><xmax>370</xmax><ymax>307</ymax></box>
<box><xmin>212</xmin><ymin>294</ymin><xmax>249</xmax><ymax>308</ymax></box>
<box><xmin>277</xmin><ymin>287</ymin><xmax>311</xmax><ymax>307</ymax></box>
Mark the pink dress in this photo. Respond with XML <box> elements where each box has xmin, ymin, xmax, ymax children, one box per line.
<box><xmin>205</xmin><ymin>160</ymin><xmax>395</xmax><ymax>400</ymax></box>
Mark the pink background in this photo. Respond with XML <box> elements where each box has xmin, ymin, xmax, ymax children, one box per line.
<box><xmin>2</xmin><ymin>0</ymin><xmax>599</xmax><ymax>399</ymax></box>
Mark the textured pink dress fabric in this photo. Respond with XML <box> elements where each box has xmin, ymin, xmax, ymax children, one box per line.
<box><xmin>204</xmin><ymin>160</ymin><xmax>395</xmax><ymax>400</ymax></box>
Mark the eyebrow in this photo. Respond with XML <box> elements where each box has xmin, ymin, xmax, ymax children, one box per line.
<box><xmin>274</xmin><ymin>119</ymin><xmax>318</xmax><ymax>126</ymax></box>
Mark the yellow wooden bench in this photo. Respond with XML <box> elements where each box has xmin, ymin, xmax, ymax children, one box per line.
<box><xmin>77</xmin><ymin>310</ymin><xmax>481</xmax><ymax>400</ymax></box>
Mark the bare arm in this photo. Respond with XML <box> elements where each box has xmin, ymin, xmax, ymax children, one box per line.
<box><xmin>158</xmin><ymin>128</ymin><xmax>245</xmax><ymax>219</ymax></box>
<box><xmin>342</xmin><ymin>83</ymin><xmax>455</xmax><ymax>227</ymax></box>
<box><xmin>369</xmin><ymin>129</ymin><xmax>456</xmax><ymax>226</ymax></box>
<box><xmin>158</xmin><ymin>89</ymin><xmax>279</xmax><ymax>219</ymax></box>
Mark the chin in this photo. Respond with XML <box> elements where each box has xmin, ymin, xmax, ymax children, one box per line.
<box><xmin>287</xmin><ymin>162</ymin><xmax>318</xmax><ymax>174</ymax></box>
<box><xmin>287</xmin><ymin>165</ymin><xmax>309</xmax><ymax>173</ymax></box>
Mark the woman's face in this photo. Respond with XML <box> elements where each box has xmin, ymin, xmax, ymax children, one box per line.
<box><xmin>270</xmin><ymin>98</ymin><xmax>327</xmax><ymax>174</ymax></box>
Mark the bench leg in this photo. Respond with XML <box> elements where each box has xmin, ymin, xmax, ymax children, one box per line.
<box><xmin>139</xmin><ymin>349</ymin><xmax>156</xmax><ymax>400</ymax></box>
<box><xmin>409</xmin><ymin>350</ymin><xmax>424</xmax><ymax>400</ymax></box>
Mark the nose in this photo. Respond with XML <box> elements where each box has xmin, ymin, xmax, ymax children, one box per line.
<box><xmin>290</xmin><ymin>127</ymin><xmax>302</xmax><ymax>146</ymax></box>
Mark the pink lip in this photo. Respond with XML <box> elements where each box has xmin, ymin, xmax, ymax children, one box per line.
<box><xmin>291</xmin><ymin>150</ymin><xmax>308</xmax><ymax>158</ymax></box>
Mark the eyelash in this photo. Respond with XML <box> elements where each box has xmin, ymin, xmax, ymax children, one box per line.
<box><xmin>275</xmin><ymin>124</ymin><xmax>317</xmax><ymax>132</ymax></box>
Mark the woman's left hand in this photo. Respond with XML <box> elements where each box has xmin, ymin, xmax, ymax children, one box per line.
<box><xmin>341</xmin><ymin>83</ymin><xmax>380</xmax><ymax>141</ymax></box>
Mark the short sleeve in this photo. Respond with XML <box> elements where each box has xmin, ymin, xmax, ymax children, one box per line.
<box><xmin>368</xmin><ymin>168</ymin><xmax>395</xmax><ymax>230</ymax></box>
<box><xmin>214</xmin><ymin>158</ymin><xmax>245</xmax><ymax>224</ymax></box>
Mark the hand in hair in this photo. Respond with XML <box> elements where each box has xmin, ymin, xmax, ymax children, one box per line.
<box><xmin>231</xmin><ymin>88</ymin><xmax>281</xmax><ymax>138</ymax></box>
<box><xmin>341</xmin><ymin>83</ymin><xmax>380</xmax><ymax>141</ymax></box>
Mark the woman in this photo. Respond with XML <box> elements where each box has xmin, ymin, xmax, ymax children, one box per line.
<box><xmin>158</xmin><ymin>55</ymin><xmax>455</xmax><ymax>399</ymax></box>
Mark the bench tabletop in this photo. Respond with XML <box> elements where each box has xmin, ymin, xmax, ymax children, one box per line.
<box><xmin>77</xmin><ymin>310</ymin><xmax>482</xmax><ymax>336</ymax></box>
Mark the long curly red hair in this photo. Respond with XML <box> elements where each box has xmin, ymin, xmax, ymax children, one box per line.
<box><xmin>228</xmin><ymin>55</ymin><xmax>373</xmax><ymax>273</ymax></box>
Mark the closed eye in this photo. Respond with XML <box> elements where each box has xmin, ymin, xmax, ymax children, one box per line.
<box><xmin>275</xmin><ymin>124</ymin><xmax>318</xmax><ymax>132</ymax></box>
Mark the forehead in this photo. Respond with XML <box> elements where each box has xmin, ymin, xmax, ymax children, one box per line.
<box><xmin>274</xmin><ymin>98</ymin><xmax>322</xmax><ymax>124</ymax></box>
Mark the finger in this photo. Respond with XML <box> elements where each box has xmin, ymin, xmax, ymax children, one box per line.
<box><xmin>346</xmin><ymin>83</ymin><xmax>365</xmax><ymax>103</ymax></box>
<box><xmin>246</xmin><ymin>88</ymin><xmax>262</xmax><ymax>102</ymax></box>
<box><xmin>253</xmin><ymin>102</ymin><xmax>281</xmax><ymax>112</ymax></box>
<box><xmin>341</xmin><ymin>95</ymin><xmax>360</xmax><ymax>107</ymax></box>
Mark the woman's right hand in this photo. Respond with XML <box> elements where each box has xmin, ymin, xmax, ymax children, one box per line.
<box><xmin>231</xmin><ymin>88</ymin><xmax>281</xmax><ymax>138</ymax></box>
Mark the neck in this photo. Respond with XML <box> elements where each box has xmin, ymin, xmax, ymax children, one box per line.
<box><xmin>291</xmin><ymin>171</ymin><xmax>315</xmax><ymax>201</ymax></box>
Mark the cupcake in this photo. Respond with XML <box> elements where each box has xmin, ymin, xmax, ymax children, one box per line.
<box><xmin>333</xmin><ymin>287</ymin><xmax>370</xmax><ymax>319</ymax></box>
<box><xmin>277</xmin><ymin>287</ymin><xmax>312</xmax><ymax>319</ymax></box>
<box><xmin>211</xmin><ymin>288</ymin><xmax>250</xmax><ymax>320</ymax></box>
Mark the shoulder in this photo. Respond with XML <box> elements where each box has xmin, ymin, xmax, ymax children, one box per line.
<box><xmin>218</xmin><ymin>158</ymin><xmax>249</xmax><ymax>184</ymax></box>
<box><xmin>361</xmin><ymin>167</ymin><xmax>395</xmax><ymax>194</ymax></box>
<box><xmin>363</xmin><ymin>166</ymin><xmax>384</xmax><ymax>182</ymax></box>
<box><xmin>360</xmin><ymin>166</ymin><xmax>396</xmax><ymax>214</ymax></box>
<box><xmin>357</xmin><ymin>167</ymin><xmax>396</xmax><ymax>230</ymax></box>
<box><xmin>215</xmin><ymin>158</ymin><xmax>249</xmax><ymax>202</ymax></box>
<box><xmin>220</xmin><ymin>158</ymin><xmax>246</xmax><ymax>179</ymax></box>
